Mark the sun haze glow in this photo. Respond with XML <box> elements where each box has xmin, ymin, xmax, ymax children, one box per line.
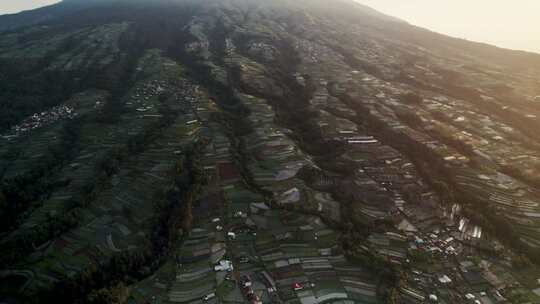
<box><xmin>355</xmin><ymin>0</ymin><xmax>540</xmax><ymax>53</ymax></box>
<box><xmin>1</xmin><ymin>0</ymin><xmax>539</xmax><ymax>54</ymax></box>
<box><xmin>0</xmin><ymin>0</ymin><xmax>61</xmax><ymax>15</ymax></box>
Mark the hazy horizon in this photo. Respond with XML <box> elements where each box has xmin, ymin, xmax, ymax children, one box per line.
<box><xmin>355</xmin><ymin>0</ymin><xmax>540</xmax><ymax>54</ymax></box>
<box><xmin>0</xmin><ymin>0</ymin><xmax>539</xmax><ymax>54</ymax></box>
<box><xmin>0</xmin><ymin>0</ymin><xmax>60</xmax><ymax>15</ymax></box>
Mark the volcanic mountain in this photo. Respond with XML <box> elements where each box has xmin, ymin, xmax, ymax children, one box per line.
<box><xmin>2</xmin><ymin>1</ymin><xmax>540</xmax><ymax>303</ymax></box>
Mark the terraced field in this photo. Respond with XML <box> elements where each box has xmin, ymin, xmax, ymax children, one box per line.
<box><xmin>0</xmin><ymin>50</ymin><xmax>214</xmax><ymax>296</ymax></box>
<box><xmin>3</xmin><ymin>1</ymin><xmax>540</xmax><ymax>304</ymax></box>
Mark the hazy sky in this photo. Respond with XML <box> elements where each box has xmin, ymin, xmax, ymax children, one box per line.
<box><xmin>0</xmin><ymin>0</ymin><xmax>60</xmax><ymax>15</ymax></box>
<box><xmin>1</xmin><ymin>0</ymin><xmax>539</xmax><ymax>53</ymax></box>
<box><xmin>355</xmin><ymin>0</ymin><xmax>540</xmax><ymax>53</ymax></box>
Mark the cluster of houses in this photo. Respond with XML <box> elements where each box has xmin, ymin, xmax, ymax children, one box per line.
<box><xmin>1</xmin><ymin>105</ymin><xmax>77</xmax><ymax>140</ymax></box>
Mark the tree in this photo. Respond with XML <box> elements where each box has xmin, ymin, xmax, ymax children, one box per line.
<box><xmin>86</xmin><ymin>283</ymin><xmax>129</xmax><ymax>304</ymax></box>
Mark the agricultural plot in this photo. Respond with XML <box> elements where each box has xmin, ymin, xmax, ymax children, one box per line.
<box><xmin>0</xmin><ymin>124</ymin><xmax>64</xmax><ymax>179</ymax></box>
<box><xmin>128</xmin><ymin>126</ymin><xmax>242</xmax><ymax>304</ymax></box>
<box><xmin>18</xmin><ymin>101</ymin><xmax>202</xmax><ymax>294</ymax></box>
<box><xmin>3</xmin><ymin>51</ymin><xmax>193</xmax><ymax>242</ymax></box>
<box><xmin>168</xmin><ymin>227</ymin><xmax>220</xmax><ymax>303</ymax></box>
<box><xmin>233</xmin><ymin>195</ymin><xmax>379</xmax><ymax>304</ymax></box>
<box><xmin>455</xmin><ymin>169</ymin><xmax>540</xmax><ymax>247</ymax></box>
<box><xmin>48</xmin><ymin>23</ymin><xmax>129</xmax><ymax>71</ymax></box>
<box><xmin>222</xmin><ymin>94</ymin><xmax>381</xmax><ymax>303</ymax></box>
<box><xmin>3</xmin><ymin>1</ymin><xmax>540</xmax><ymax>303</ymax></box>
<box><xmin>367</xmin><ymin>233</ymin><xmax>408</xmax><ymax>261</ymax></box>
<box><xmin>127</xmin><ymin>260</ymin><xmax>176</xmax><ymax>304</ymax></box>
<box><xmin>2</xmin><ymin>51</ymin><xmax>213</xmax><ymax>294</ymax></box>
<box><xmin>0</xmin><ymin>22</ymin><xmax>128</xmax><ymax>71</ymax></box>
<box><xmin>0</xmin><ymin>28</ymin><xmax>86</xmax><ymax>59</ymax></box>
<box><xmin>239</xmin><ymin>96</ymin><xmax>322</xmax><ymax>205</ymax></box>
<box><xmin>128</xmin><ymin>104</ymin><xmax>372</xmax><ymax>303</ymax></box>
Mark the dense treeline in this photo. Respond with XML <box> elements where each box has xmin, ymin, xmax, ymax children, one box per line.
<box><xmin>0</xmin><ymin>118</ymin><xmax>82</xmax><ymax>234</ymax></box>
<box><xmin>12</xmin><ymin>143</ymin><xmax>205</xmax><ymax>304</ymax></box>
<box><xmin>0</xmin><ymin>12</ymin><xmax>186</xmax><ymax>257</ymax></box>
<box><xmin>0</xmin><ymin>95</ymin><xmax>181</xmax><ymax>265</ymax></box>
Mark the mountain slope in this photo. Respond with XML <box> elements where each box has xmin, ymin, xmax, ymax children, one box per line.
<box><xmin>1</xmin><ymin>1</ymin><xmax>540</xmax><ymax>303</ymax></box>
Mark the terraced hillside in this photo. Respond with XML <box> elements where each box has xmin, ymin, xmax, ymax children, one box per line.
<box><xmin>2</xmin><ymin>1</ymin><xmax>540</xmax><ymax>304</ymax></box>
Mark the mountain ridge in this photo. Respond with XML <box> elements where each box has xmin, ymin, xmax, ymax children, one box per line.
<box><xmin>2</xmin><ymin>0</ymin><xmax>539</xmax><ymax>70</ymax></box>
<box><xmin>2</xmin><ymin>1</ymin><xmax>540</xmax><ymax>303</ymax></box>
